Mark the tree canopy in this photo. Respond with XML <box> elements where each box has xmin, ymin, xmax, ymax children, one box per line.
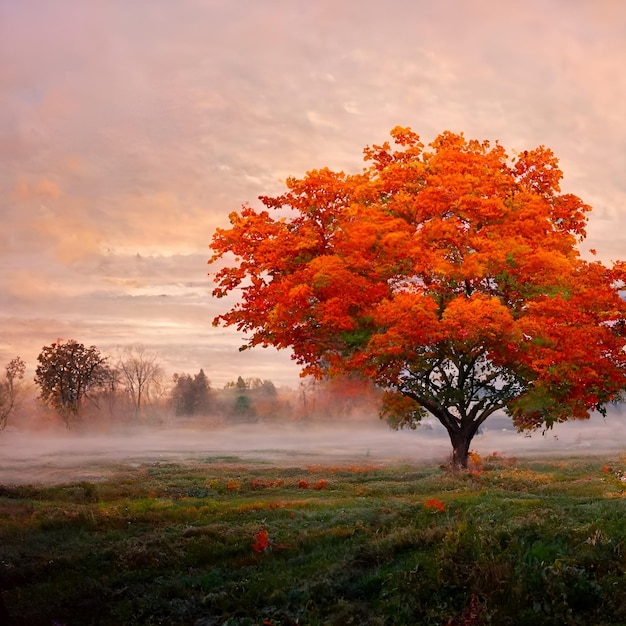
<box><xmin>171</xmin><ymin>369</ymin><xmax>212</xmax><ymax>416</ymax></box>
<box><xmin>209</xmin><ymin>127</ymin><xmax>626</xmax><ymax>468</ymax></box>
<box><xmin>35</xmin><ymin>339</ymin><xmax>108</xmax><ymax>427</ymax></box>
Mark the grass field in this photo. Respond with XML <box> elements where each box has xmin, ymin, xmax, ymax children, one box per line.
<box><xmin>1</xmin><ymin>452</ymin><xmax>626</xmax><ymax>625</ymax></box>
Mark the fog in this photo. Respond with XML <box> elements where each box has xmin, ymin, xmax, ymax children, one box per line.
<box><xmin>1</xmin><ymin>409</ymin><xmax>625</xmax><ymax>485</ymax></box>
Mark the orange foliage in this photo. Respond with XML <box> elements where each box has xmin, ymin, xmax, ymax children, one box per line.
<box><xmin>424</xmin><ymin>498</ymin><xmax>446</xmax><ymax>513</ymax></box>
<box><xmin>467</xmin><ymin>451</ymin><xmax>483</xmax><ymax>473</ymax></box>
<box><xmin>252</xmin><ymin>529</ymin><xmax>270</xmax><ymax>553</ymax></box>
<box><xmin>210</xmin><ymin>127</ymin><xmax>626</xmax><ymax>467</ymax></box>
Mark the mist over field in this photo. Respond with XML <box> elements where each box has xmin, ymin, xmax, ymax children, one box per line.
<box><xmin>1</xmin><ymin>406</ymin><xmax>625</xmax><ymax>485</ymax></box>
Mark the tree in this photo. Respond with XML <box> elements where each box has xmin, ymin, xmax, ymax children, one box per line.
<box><xmin>233</xmin><ymin>393</ymin><xmax>254</xmax><ymax>418</ymax></box>
<box><xmin>171</xmin><ymin>369</ymin><xmax>212</xmax><ymax>416</ymax></box>
<box><xmin>0</xmin><ymin>356</ymin><xmax>26</xmax><ymax>430</ymax></box>
<box><xmin>209</xmin><ymin>127</ymin><xmax>626</xmax><ymax>469</ymax></box>
<box><xmin>97</xmin><ymin>363</ymin><xmax>123</xmax><ymax>416</ymax></box>
<box><xmin>117</xmin><ymin>345</ymin><xmax>164</xmax><ymax>420</ymax></box>
<box><xmin>192</xmin><ymin>368</ymin><xmax>212</xmax><ymax>413</ymax></box>
<box><xmin>35</xmin><ymin>340</ymin><xmax>108</xmax><ymax>427</ymax></box>
<box><xmin>259</xmin><ymin>379</ymin><xmax>277</xmax><ymax>397</ymax></box>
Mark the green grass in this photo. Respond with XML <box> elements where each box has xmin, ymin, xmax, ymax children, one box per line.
<box><xmin>1</xmin><ymin>454</ymin><xmax>626</xmax><ymax>625</ymax></box>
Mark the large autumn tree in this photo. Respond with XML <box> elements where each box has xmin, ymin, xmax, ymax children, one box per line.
<box><xmin>209</xmin><ymin>127</ymin><xmax>626</xmax><ymax>468</ymax></box>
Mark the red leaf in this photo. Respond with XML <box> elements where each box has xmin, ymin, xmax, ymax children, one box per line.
<box><xmin>252</xmin><ymin>529</ymin><xmax>270</xmax><ymax>553</ymax></box>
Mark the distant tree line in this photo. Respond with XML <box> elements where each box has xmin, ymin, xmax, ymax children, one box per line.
<box><xmin>0</xmin><ymin>338</ymin><xmax>381</xmax><ymax>431</ymax></box>
<box><xmin>0</xmin><ymin>340</ymin><xmax>167</xmax><ymax>429</ymax></box>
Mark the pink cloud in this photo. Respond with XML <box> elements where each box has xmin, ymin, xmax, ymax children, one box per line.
<box><xmin>1</xmin><ymin>0</ymin><xmax>624</xmax><ymax>387</ymax></box>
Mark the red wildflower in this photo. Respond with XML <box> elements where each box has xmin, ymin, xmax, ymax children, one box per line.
<box><xmin>424</xmin><ymin>498</ymin><xmax>446</xmax><ymax>513</ymax></box>
<box><xmin>252</xmin><ymin>529</ymin><xmax>270</xmax><ymax>553</ymax></box>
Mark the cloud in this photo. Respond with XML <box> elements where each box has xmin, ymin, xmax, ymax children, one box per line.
<box><xmin>1</xmin><ymin>0</ymin><xmax>625</xmax><ymax>388</ymax></box>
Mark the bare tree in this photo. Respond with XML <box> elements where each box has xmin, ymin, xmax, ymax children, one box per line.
<box><xmin>0</xmin><ymin>356</ymin><xmax>26</xmax><ymax>430</ymax></box>
<box><xmin>91</xmin><ymin>362</ymin><xmax>123</xmax><ymax>417</ymax></box>
<box><xmin>117</xmin><ymin>345</ymin><xmax>164</xmax><ymax>420</ymax></box>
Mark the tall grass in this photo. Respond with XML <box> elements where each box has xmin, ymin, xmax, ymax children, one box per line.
<box><xmin>1</xmin><ymin>454</ymin><xmax>625</xmax><ymax>625</ymax></box>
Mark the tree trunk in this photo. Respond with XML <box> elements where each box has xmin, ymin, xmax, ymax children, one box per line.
<box><xmin>136</xmin><ymin>388</ymin><xmax>142</xmax><ymax>420</ymax></box>
<box><xmin>447</xmin><ymin>422</ymin><xmax>480</xmax><ymax>470</ymax></box>
<box><xmin>404</xmin><ymin>394</ymin><xmax>484</xmax><ymax>470</ymax></box>
<box><xmin>450</xmin><ymin>432</ymin><xmax>471</xmax><ymax>469</ymax></box>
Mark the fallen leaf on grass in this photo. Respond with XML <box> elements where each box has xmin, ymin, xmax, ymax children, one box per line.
<box><xmin>252</xmin><ymin>529</ymin><xmax>271</xmax><ymax>553</ymax></box>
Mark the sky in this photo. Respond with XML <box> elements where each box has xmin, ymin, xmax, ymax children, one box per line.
<box><xmin>1</xmin><ymin>0</ymin><xmax>625</xmax><ymax>390</ymax></box>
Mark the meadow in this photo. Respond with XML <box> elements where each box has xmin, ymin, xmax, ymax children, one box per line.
<box><xmin>1</xmin><ymin>452</ymin><xmax>626</xmax><ymax>625</ymax></box>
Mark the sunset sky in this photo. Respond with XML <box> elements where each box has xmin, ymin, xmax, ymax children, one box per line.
<box><xmin>1</xmin><ymin>0</ymin><xmax>625</xmax><ymax>389</ymax></box>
